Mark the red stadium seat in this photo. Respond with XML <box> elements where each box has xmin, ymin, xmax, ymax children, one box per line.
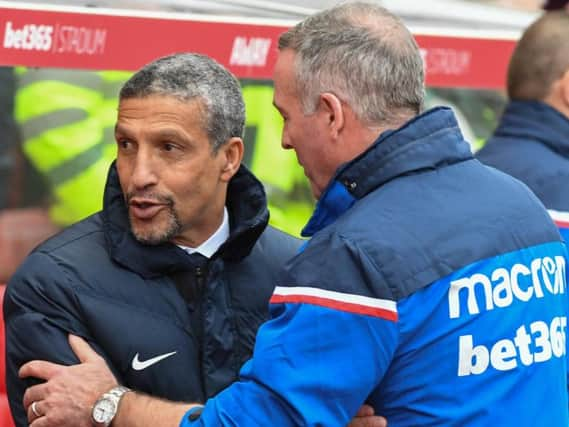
<box><xmin>0</xmin><ymin>285</ymin><xmax>15</xmax><ymax>427</ymax></box>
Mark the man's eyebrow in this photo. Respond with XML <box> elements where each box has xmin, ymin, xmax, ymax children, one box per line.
<box><xmin>153</xmin><ymin>129</ymin><xmax>186</xmax><ymax>140</ymax></box>
<box><xmin>114</xmin><ymin>126</ymin><xmax>187</xmax><ymax>141</ymax></box>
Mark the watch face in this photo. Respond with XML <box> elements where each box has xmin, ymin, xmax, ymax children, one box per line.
<box><xmin>93</xmin><ymin>398</ymin><xmax>117</xmax><ymax>423</ymax></box>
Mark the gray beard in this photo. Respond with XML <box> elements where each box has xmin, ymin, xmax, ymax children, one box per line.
<box><xmin>130</xmin><ymin>206</ymin><xmax>182</xmax><ymax>246</ymax></box>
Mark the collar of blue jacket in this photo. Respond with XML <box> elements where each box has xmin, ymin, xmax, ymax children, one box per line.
<box><xmin>494</xmin><ymin>100</ymin><xmax>569</xmax><ymax>158</ymax></box>
<box><xmin>302</xmin><ymin>107</ymin><xmax>473</xmax><ymax>237</ymax></box>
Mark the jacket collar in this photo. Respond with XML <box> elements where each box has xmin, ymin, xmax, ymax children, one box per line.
<box><xmin>102</xmin><ymin>162</ymin><xmax>269</xmax><ymax>278</ymax></box>
<box><xmin>495</xmin><ymin>100</ymin><xmax>569</xmax><ymax>157</ymax></box>
<box><xmin>302</xmin><ymin>107</ymin><xmax>473</xmax><ymax>237</ymax></box>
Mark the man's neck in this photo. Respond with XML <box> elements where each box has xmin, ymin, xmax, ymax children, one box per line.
<box><xmin>177</xmin><ymin>207</ymin><xmax>229</xmax><ymax>258</ymax></box>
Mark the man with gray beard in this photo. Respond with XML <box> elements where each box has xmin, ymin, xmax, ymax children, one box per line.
<box><xmin>4</xmin><ymin>53</ymin><xmax>305</xmax><ymax>426</ymax></box>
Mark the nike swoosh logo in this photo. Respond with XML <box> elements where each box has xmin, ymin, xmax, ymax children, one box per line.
<box><xmin>131</xmin><ymin>351</ymin><xmax>177</xmax><ymax>371</ymax></box>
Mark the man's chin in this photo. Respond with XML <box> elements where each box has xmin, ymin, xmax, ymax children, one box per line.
<box><xmin>131</xmin><ymin>230</ymin><xmax>165</xmax><ymax>245</ymax></box>
<box><xmin>309</xmin><ymin>183</ymin><xmax>322</xmax><ymax>200</ymax></box>
<box><xmin>128</xmin><ymin>209</ymin><xmax>181</xmax><ymax>246</ymax></box>
<box><xmin>130</xmin><ymin>221</ymin><xmax>171</xmax><ymax>246</ymax></box>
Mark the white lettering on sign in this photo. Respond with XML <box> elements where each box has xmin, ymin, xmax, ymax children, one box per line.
<box><xmin>54</xmin><ymin>25</ymin><xmax>107</xmax><ymax>55</ymax></box>
<box><xmin>3</xmin><ymin>21</ymin><xmax>107</xmax><ymax>56</ymax></box>
<box><xmin>3</xmin><ymin>21</ymin><xmax>53</xmax><ymax>51</ymax></box>
<box><xmin>229</xmin><ymin>37</ymin><xmax>271</xmax><ymax>67</ymax></box>
<box><xmin>423</xmin><ymin>48</ymin><xmax>471</xmax><ymax>76</ymax></box>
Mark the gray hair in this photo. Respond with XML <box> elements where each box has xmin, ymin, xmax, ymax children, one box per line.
<box><xmin>119</xmin><ymin>53</ymin><xmax>245</xmax><ymax>152</ymax></box>
<box><xmin>278</xmin><ymin>1</ymin><xmax>424</xmax><ymax>127</ymax></box>
<box><xmin>507</xmin><ymin>10</ymin><xmax>569</xmax><ymax>100</ymax></box>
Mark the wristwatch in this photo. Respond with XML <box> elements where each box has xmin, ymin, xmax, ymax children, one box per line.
<box><xmin>91</xmin><ymin>385</ymin><xmax>132</xmax><ymax>427</ymax></box>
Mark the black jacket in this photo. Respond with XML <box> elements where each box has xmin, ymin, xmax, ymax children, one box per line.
<box><xmin>4</xmin><ymin>163</ymin><xmax>302</xmax><ymax>426</ymax></box>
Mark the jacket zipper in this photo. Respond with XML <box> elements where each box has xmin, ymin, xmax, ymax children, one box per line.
<box><xmin>195</xmin><ymin>265</ymin><xmax>207</xmax><ymax>398</ymax></box>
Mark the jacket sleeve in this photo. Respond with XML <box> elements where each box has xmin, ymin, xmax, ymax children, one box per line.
<box><xmin>184</xmin><ymin>232</ymin><xmax>400</xmax><ymax>426</ymax></box>
<box><xmin>3</xmin><ymin>251</ymin><xmax>108</xmax><ymax>427</ymax></box>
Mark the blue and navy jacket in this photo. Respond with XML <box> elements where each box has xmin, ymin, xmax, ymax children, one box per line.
<box><xmin>477</xmin><ymin>100</ymin><xmax>569</xmax><ymax>241</ymax></box>
<box><xmin>4</xmin><ymin>163</ymin><xmax>301</xmax><ymax>427</ymax></box>
<box><xmin>188</xmin><ymin>107</ymin><xmax>569</xmax><ymax>426</ymax></box>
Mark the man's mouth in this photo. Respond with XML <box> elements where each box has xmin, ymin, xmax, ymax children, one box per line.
<box><xmin>129</xmin><ymin>198</ymin><xmax>168</xmax><ymax>220</ymax></box>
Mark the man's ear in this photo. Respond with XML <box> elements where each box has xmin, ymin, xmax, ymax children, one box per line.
<box><xmin>547</xmin><ymin>68</ymin><xmax>569</xmax><ymax>118</ymax></box>
<box><xmin>318</xmin><ymin>92</ymin><xmax>345</xmax><ymax>139</ymax></box>
<box><xmin>560</xmin><ymin>68</ymin><xmax>569</xmax><ymax>110</ymax></box>
<box><xmin>219</xmin><ymin>137</ymin><xmax>244</xmax><ymax>182</ymax></box>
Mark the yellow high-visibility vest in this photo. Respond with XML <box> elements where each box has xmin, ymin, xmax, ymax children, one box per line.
<box><xmin>15</xmin><ymin>68</ymin><xmax>131</xmax><ymax>225</ymax></box>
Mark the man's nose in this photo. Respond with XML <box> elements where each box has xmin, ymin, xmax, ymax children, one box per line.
<box><xmin>281</xmin><ymin>133</ymin><xmax>293</xmax><ymax>150</ymax></box>
<box><xmin>130</xmin><ymin>149</ymin><xmax>158</xmax><ymax>190</ymax></box>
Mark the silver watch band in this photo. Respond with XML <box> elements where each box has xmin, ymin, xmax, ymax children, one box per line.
<box><xmin>107</xmin><ymin>386</ymin><xmax>131</xmax><ymax>399</ymax></box>
<box><xmin>91</xmin><ymin>385</ymin><xmax>132</xmax><ymax>427</ymax></box>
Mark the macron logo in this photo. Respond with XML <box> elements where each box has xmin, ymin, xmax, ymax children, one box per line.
<box><xmin>131</xmin><ymin>351</ymin><xmax>177</xmax><ymax>371</ymax></box>
<box><xmin>448</xmin><ymin>255</ymin><xmax>566</xmax><ymax>319</ymax></box>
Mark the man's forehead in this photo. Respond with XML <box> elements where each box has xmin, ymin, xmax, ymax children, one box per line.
<box><xmin>117</xmin><ymin>94</ymin><xmax>208</xmax><ymax>114</ymax></box>
<box><xmin>115</xmin><ymin>97</ymin><xmax>207</xmax><ymax>136</ymax></box>
<box><xmin>118</xmin><ymin>96</ymin><xmax>204</xmax><ymax>117</ymax></box>
<box><xmin>273</xmin><ymin>52</ymin><xmax>298</xmax><ymax>97</ymax></box>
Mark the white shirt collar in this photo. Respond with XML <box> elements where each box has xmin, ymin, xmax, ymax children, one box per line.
<box><xmin>177</xmin><ymin>207</ymin><xmax>229</xmax><ymax>258</ymax></box>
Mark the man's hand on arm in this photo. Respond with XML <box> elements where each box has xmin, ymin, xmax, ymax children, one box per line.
<box><xmin>19</xmin><ymin>334</ymin><xmax>198</xmax><ymax>427</ymax></box>
<box><xmin>20</xmin><ymin>334</ymin><xmax>118</xmax><ymax>427</ymax></box>
<box><xmin>19</xmin><ymin>334</ymin><xmax>387</xmax><ymax>427</ymax></box>
<box><xmin>348</xmin><ymin>404</ymin><xmax>387</xmax><ymax>427</ymax></box>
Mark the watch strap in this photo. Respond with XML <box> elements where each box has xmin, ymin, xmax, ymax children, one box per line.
<box><xmin>92</xmin><ymin>385</ymin><xmax>132</xmax><ymax>427</ymax></box>
<box><xmin>107</xmin><ymin>386</ymin><xmax>131</xmax><ymax>400</ymax></box>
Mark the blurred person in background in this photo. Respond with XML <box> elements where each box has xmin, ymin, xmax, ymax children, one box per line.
<box><xmin>476</xmin><ymin>7</ymin><xmax>569</xmax><ymax>240</ymax></box>
<box><xmin>17</xmin><ymin>3</ymin><xmax>568</xmax><ymax>426</ymax></box>
<box><xmin>0</xmin><ymin>68</ymin><xmax>128</xmax><ymax>284</ymax></box>
<box><xmin>0</xmin><ymin>67</ymin><xmax>20</xmax><ymax>210</ymax></box>
<box><xmin>14</xmin><ymin>67</ymin><xmax>130</xmax><ymax>227</ymax></box>
<box><xmin>0</xmin><ymin>67</ymin><xmax>56</xmax><ymax>285</ymax></box>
